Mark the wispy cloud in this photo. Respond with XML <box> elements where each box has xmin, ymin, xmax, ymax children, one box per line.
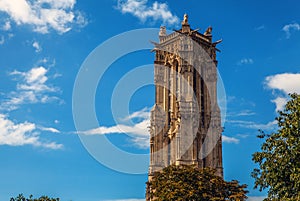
<box><xmin>237</xmin><ymin>58</ymin><xmax>254</xmax><ymax>65</ymax></box>
<box><xmin>222</xmin><ymin>135</ymin><xmax>239</xmax><ymax>144</ymax></box>
<box><xmin>116</xmin><ymin>0</ymin><xmax>179</xmax><ymax>25</ymax></box>
<box><xmin>78</xmin><ymin>108</ymin><xmax>151</xmax><ymax>149</ymax></box>
<box><xmin>283</xmin><ymin>22</ymin><xmax>300</xmax><ymax>38</ymax></box>
<box><xmin>2</xmin><ymin>20</ymin><xmax>11</xmax><ymax>30</ymax></box>
<box><xmin>227</xmin><ymin>120</ymin><xmax>277</xmax><ymax>131</ymax></box>
<box><xmin>120</xmin><ymin>107</ymin><xmax>150</xmax><ymax>121</ymax></box>
<box><xmin>227</xmin><ymin>109</ymin><xmax>256</xmax><ymax>117</ymax></box>
<box><xmin>236</xmin><ymin>134</ymin><xmax>249</xmax><ymax>139</ymax></box>
<box><xmin>255</xmin><ymin>25</ymin><xmax>265</xmax><ymax>31</ymax></box>
<box><xmin>265</xmin><ymin>73</ymin><xmax>300</xmax><ymax>111</ymax></box>
<box><xmin>39</xmin><ymin>126</ymin><xmax>60</xmax><ymax>133</ymax></box>
<box><xmin>0</xmin><ymin>113</ymin><xmax>62</xmax><ymax>149</ymax></box>
<box><xmin>80</xmin><ymin>119</ymin><xmax>149</xmax><ymax>137</ymax></box>
<box><xmin>0</xmin><ymin>35</ymin><xmax>4</xmax><ymax>45</ymax></box>
<box><xmin>227</xmin><ymin>96</ymin><xmax>256</xmax><ymax>108</ymax></box>
<box><xmin>38</xmin><ymin>57</ymin><xmax>56</xmax><ymax>67</ymax></box>
<box><xmin>0</xmin><ymin>0</ymin><xmax>87</xmax><ymax>34</ymax></box>
<box><xmin>32</xmin><ymin>40</ymin><xmax>42</xmax><ymax>52</ymax></box>
<box><xmin>1</xmin><ymin>66</ymin><xmax>61</xmax><ymax>111</ymax></box>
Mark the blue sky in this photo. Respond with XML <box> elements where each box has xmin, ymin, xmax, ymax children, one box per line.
<box><xmin>1</xmin><ymin>0</ymin><xmax>300</xmax><ymax>201</ymax></box>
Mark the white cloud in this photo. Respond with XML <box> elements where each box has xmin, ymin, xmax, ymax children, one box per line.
<box><xmin>265</xmin><ymin>73</ymin><xmax>300</xmax><ymax>111</ymax></box>
<box><xmin>0</xmin><ymin>65</ymin><xmax>62</xmax><ymax>148</ymax></box>
<box><xmin>1</xmin><ymin>66</ymin><xmax>61</xmax><ymax>111</ymax></box>
<box><xmin>2</xmin><ymin>20</ymin><xmax>11</xmax><ymax>30</ymax></box>
<box><xmin>271</xmin><ymin>96</ymin><xmax>288</xmax><ymax>112</ymax></box>
<box><xmin>79</xmin><ymin>118</ymin><xmax>150</xmax><ymax>149</ymax></box>
<box><xmin>39</xmin><ymin>126</ymin><xmax>60</xmax><ymax>133</ymax></box>
<box><xmin>74</xmin><ymin>11</ymin><xmax>88</xmax><ymax>28</ymax></box>
<box><xmin>0</xmin><ymin>113</ymin><xmax>62</xmax><ymax>149</ymax></box>
<box><xmin>222</xmin><ymin>135</ymin><xmax>239</xmax><ymax>144</ymax></box>
<box><xmin>247</xmin><ymin>196</ymin><xmax>266</xmax><ymax>201</ymax></box>
<box><xmin>130</xmin><ymin>136</ymin><xmax>149</xmax><ymax>148</ymax></box>
<box><xmin>11</xmin><ymin>66</ymin><xmax>57</xmax><ymax>92</ymax></box>
<box><xmin>0</xmin><ymin>0</ymin><xmax>87</xmax><ymax>34</ymax></box>
<box><xmin>0</xmin><ymin>35</ymin><xmax>4</xmax><ymax>45</ymax></box>
<box><xmin>78</xmin><ymin>108</ymin><xmax>150</xmax><ymax>148</ymax></box>
<box><xmin>120</xmin><ymin>107</ymin><xmax>150</xmax><ymax>121</ymax></box>
<box><xmin>116</xmin><ymin>0</ymin><xmax>179</xmax><ymax>25</ymax></box>
<box><xmin>237</xmin><ymin>58</ymin><xmax>254</xmax><ymax>65</ymax></box>
<box><xmin>283</xmin><ymin>22</ymin><xmax>300</xmax><ymax>38</ymax></box>
<box><xmin>37</xmin><ymin>0</ymin><xmax>76</xmax><ymax>9</ymax></box>
<box><xmin>32</xmin><ymin>41</ymin><xmax>42</xmax><ymax>52</ymax></box>
<box><xmin>81</xmin><ymin>119</ymin><xmax>149</xmax><ymax>137</ymax></box>
<box><xmin>265</xmin><ymin>73</ymin><xmax>300</xmax><ymax>95</ymax></box>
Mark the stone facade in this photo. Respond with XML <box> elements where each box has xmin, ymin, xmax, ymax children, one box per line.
<box><xmin>147</xmin><ymin>14</ymin><xmax>223</xmax><ymax>199</ymax></box>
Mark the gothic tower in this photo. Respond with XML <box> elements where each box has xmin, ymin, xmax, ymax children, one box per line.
<box><xmin>148</xmin><ymin>14</ymin><xmax>223</xmax><ymax>192</ymax></box>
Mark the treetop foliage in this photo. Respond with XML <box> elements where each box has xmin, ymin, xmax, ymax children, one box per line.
<box><xmin>10</xmin><ymin>194</ymin><xmax>60</xmax><ymax>201</ymax></box>
<box><xmin>147</xmin><ymin>165</ymin><xmax>248</xmax><ymax>201</ymax></box>
<box><xmin>252</xmin><ymin>93</ymin><xmax>300</xmax><ymax>201</ymax></box>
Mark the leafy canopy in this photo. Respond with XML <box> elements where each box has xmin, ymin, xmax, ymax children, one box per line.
<box><xmin>252</xmin><ymin>93</ymin><xmax>300</xmax><ymax>201</ymax></box>
<box><xmin>10</xmin><ymin>194</ymin><xmax>60</xmax><ymax>201</ymax></box>
<box><xmin>147</xmin><ymin>165</ymin><xmax>248</xmax><ymax>201</ymax></box>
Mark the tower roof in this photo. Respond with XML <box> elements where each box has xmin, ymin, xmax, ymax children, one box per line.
<box><xmin>155</xmin><ymin>14</ymin><xmax>222</xmax><ymax>51</ymax></box>
<box><xmin>158</xmin><ymin>14</ymin><xmax>222</xmax><ymax>52</ymax></box>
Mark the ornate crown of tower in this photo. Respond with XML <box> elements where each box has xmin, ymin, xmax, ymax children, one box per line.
<box><xmin>147</xmin><ymin>15</ymin><xmax>223</xmax><ymax>198</ymax></box>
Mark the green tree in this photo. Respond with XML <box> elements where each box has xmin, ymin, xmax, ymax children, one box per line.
<box><xmin>252</xmin><ymin>93</ymin><xmax>300</xmax><ymax>201</ymax></box>
<box><xmin>10</xmin><ymin>194</ymin><xmax>60</xmax><ymax>201</ymax></box>
<box><xmin>147</xmin><ymin>165</ymin><xmax>248</xmax><ymax>201</ymax></box>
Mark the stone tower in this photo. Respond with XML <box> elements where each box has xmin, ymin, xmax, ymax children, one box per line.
<box><xmin>148</xmin><ymin>14</ymin><xmax>223</xmax><ymax>187</ymax></box>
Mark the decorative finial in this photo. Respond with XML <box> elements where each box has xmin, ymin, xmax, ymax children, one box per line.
<box><xmin>204</xmin><ymin>26</ymin><xmax>213</xmax><ymax>37</ymax></box>
<box><xmin>182</xmin><ymin>14</ymin><xmax>189</xmax><ymax>25</ymax></box>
